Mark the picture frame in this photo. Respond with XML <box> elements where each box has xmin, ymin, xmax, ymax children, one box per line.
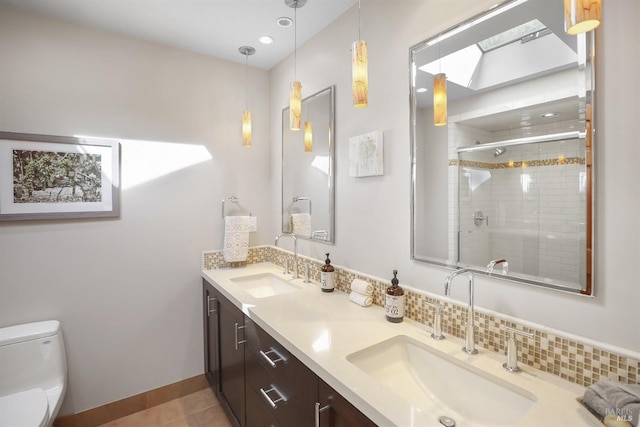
<box><xmin>349</xmin><ymin>130</ymin><xmax>384</xmax><ymax>178</ymax></box>
<box><xmin>0</xmin><ymin>131</ymin><xmax>121</xmax><ymax>221</ymax></box>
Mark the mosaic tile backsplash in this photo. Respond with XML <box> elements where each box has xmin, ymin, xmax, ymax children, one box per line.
<box><xmin>203</xmin><ymin>246</ymin><xmax>639</xmax><ymax>389</ymax></box>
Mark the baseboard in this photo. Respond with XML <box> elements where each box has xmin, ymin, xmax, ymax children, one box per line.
<box><xmin>53</xmin><ymin>374</ymin><xmax>208</xmax><ymax>427</ymax></box>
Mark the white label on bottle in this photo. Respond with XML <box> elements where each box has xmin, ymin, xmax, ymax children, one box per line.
<box><xmin>321</xmin><ymin>271</ymin><xmax>335</xmax><ymax>290</ymax></box>
<box><xmin>385</xmin><ymin>295</ymin><xmax>405</xmax><ymax>318</ymax></box>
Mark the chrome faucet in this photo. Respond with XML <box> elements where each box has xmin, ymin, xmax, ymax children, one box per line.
<box><xmin>486</xmin><ymin>258</ymin><xmax>508</xmax><ymax>276</ymax></box>
<box><xmin>444</xmin><ymin>268</ymin><xmax>477</xmax><ymax>355</ymax></box>
<box><xmin>275</xmin><ymin>233</ymin><xmax>299</xmax><ymax>279</ymax></box>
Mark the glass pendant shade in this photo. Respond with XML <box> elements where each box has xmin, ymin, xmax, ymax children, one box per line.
<box><xmin>433</xmin><ymin>73</ymin><xmax>447</xmax><ymax>126</ymax></box>
<box><xmin>242</xmin><ymin>110</ymin><xmax>251</xmax><ymax>147</ymax></box>
<box><xmin>290</xmin><ymin>81</ymin><xmax>302</xmax><ymax>131</ymax></box>
<box><xmin>304</xmin><ymin>121</ymin><xmax>313</xmax><ymax>152</ymax></box>
<box><xmin>352</xmin><ymin>40</ymin><xmax>368</xmax><ymax>108</ymax></box>
<box><xmin>239</xmin><ymin>45</ymin><xmax>255</xmax><ymax>147</ymax></box>
<box><xmin>564</xmin><ymin>0</ymin><xmax>601</xmax><ymax>34</ymax></box>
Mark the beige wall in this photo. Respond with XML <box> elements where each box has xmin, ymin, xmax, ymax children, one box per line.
<box><xmin>0</xmin><ymin>5</ymin><xmax>272</xmax><ymax>415</ymax></box>
<box><xmin>1</xmin><ymin>0</ymin><xmax>639</xmax><ymax>417</ymax></box>
<box><xmin>270</xmin><ymin>0</ymin><xmax>640</xmax><ymax>353</ymax></box>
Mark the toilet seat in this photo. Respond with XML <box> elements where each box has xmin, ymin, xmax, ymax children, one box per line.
<box><xmin>0</xmin><ymin>388</ymin><xmax>49</xmax><ymax>427</ymax></box>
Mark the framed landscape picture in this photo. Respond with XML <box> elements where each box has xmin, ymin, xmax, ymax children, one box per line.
<box><xmin>0</xmin><ymin>131</ymin><xmax>120</xmax><ymax>221</ymax></box>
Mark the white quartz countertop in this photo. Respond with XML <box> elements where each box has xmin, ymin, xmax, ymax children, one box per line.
<box><xmin>202</xmin><ymin>263</ymin><xmax>601</xmax><ymax>427</ymax></box>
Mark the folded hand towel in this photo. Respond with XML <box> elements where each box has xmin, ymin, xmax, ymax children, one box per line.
<box><xmin>247</xmin><ymin>216</ymin><xmax>258</xmax><ymax>232</ymax></box>
<box><xmin>583</xmin><ymin>380</ymin><xmax>640</xmax><ymax>426</ymax></box>
<box><xmin>349</xmin><ymin>291</ymin><xmax>372</xmax><ymax>307</ymax></box>
<box><xmin>351</xmin><ymin>278</ymin><xmax>373</xmax><ymax>296</ymax></box>
<box><xmin>291</xmin><ymin>213</ymin><xmax>311</xmax><ymax>238</ymax></box>
<box><xmin>223</xmin><ymin>216</ymin><xmax>253</xmax><ymax>262</ymax></box>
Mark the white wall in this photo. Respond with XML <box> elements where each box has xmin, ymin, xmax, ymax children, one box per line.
<box><xmin>0</xmin><ymin>6</ymin><xmax>271</xmax><ymax>415</ymax></box>
<box><xmin>270</xmin><ymin>0</ymin><xmax>640</xmax><ymax>353</ymax></box>
<box><xmin>1</xmin><ymin>0</ymin><xmax>638</xmax><ymax>417</ymax></box>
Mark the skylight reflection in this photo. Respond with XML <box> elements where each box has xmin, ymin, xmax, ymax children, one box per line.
<box><xmin>311</xmin><ymin>156</ymin><xmax>330</xmax><ymax>175</ymax></box>
<box><xmin>477</xmin><ymin>19</ymin><xmax>547</xmax><ymax>52</ymax></box>
<box><xmin>420</xmin><ymin>45</ymin><xmax>482</xmax><ymax>88</ymax></box>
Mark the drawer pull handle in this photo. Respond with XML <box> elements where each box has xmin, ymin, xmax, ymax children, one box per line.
<box><xmin>234</xmin><ymin>323</ymin><xmax>246</xmax><ymax>350</ymax></box>
<box><xmin>259</xmin><ymin>348</ymin><xmax>287</xmax><ymax>368</ymax></box>
<box><xmin>207</xmin><ymin>296</ymin><xmax>217</xmax><ymax>316</ymax></box>
<box><xmin>260</xmin><ymin>386</ymin><xmax>287</xmax><ymax>409</ymax></box>
<box><xmin>315</xmin><ymin>402</ymin><xmax>330</xmax><ymax>427</ymax></box>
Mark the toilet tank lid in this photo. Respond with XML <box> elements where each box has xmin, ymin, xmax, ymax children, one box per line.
<box><xmin>0</xmin><ymin>320</ymin><xmax>61</xmax><ymax>347</ymax></box>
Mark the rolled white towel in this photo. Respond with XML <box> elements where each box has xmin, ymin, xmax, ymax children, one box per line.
<box><xmin>349</xmin><ymin>291</ymin><xmax>372</xmax><ymax>307</ymax></box>
<box><xmin>351</xmin><ymin>278</ymin><xmax>373</xmax><ymax>296</ymax></box>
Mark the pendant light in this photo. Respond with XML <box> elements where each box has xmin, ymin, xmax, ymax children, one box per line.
<box><xmin>352</xmin><ymin>0</ymin><xmax>368</xmax><ymax>108</ymax></box>
<box><xmin>286</xmin><ymin>0</ymin><xmax>306</xmax><ymax>131</ymax></box>
<box><xmin>239</xmin><ymin>46</ymin><xmax>255</xmax><ymax>147</ymax></box>
<box><xmin>304</xmin><ymin>120</ymin><xmax>313</xmax><ymax>152</ymax></box>
<box><xmin>564</xmin><ymin>0</ymin><xmax>602</xmax><ymax>35</ymax></box>
<box><xmin>433</xmin><ymin>34</ymin><xmax>447</xmax><ymax>127</ymax></box>
<box><xmin>434</xmin><ymin>73</ymin><xmax>447</xmax><ymax>126</ymax></box>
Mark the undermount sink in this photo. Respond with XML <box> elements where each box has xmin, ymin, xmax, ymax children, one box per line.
<box><xmin>347</xmin><ymin>335</ymin><xmax>536</xmax><ymax>426</ymax></box>
<box><xmin>230</xmin><ymin>273</ymin><xmax>300</xmax><ymax>299</ymax></box>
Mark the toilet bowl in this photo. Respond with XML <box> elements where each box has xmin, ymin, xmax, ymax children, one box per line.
<box><xmin>0</xmin><ymin>320</ymin><xmax>67</xmax><ymax>427</ymax></box>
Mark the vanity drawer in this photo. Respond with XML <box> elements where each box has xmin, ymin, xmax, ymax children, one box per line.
<box><xmin>245</xmin><ymin>318</ymin><xmax>318</xmax><ymax>411</ymax></box>
<box><xmin>246</xmin><ymin>384</ymin><xmax>280</xmax><ymax>427</ymax></box>
<box><xmin>245</xmin><ymin>349</ymin><xmax>313</xmax><ymax>426</ymax></box>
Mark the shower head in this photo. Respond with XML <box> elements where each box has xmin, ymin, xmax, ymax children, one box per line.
<box><xmin>494</xmin><ymin>147</ymin><xmax>507</xmax><ymax>158</ymax></box>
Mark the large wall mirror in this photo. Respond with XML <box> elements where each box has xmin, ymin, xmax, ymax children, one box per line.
<box><xmin>282</xmin><ymin>86</ymin><xmax>335</xmax><ymax>243</ymax></box>
<box><xmin>410</xmin><ymin>0</ymin><xmax>594</xmax><ymax>295</ymax></box>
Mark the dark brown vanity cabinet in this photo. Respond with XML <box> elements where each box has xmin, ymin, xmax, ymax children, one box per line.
<box><xmin>203</xmin><ymin>280</ymin><xmax>246</xmax><ymax>427</ymax></box>
<box><xmin>318</xmin><ymin>379</ymin><xmax>377</xmax><ymax>427</ymax></box>
<box><xmin>203</xmin><ymin>279</ymin><xmax>376</xmax><ymax>427</ymax></box>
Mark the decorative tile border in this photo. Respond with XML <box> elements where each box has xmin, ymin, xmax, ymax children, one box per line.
<box><xmin>202</xmin><ymin>247</ymin><xmax>639</xmax><ymax>388</ymax></box>
<box><xmin>449</xmin><ymin>157</ymin><xmax>585</xmax><ymax>169</ymax></box>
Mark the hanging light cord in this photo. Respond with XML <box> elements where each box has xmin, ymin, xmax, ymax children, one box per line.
<box><xmin>358</xmin><ymin>0</ymin><xmax>361</xmax><ymax>41</ymax></box>
<box><xmin>244</xmin><ymin>53</ymin><xmax>249</xmax><ymax>109</ymax></box>
<box><xmin>294</xmin><ymin>1</ymin><xmax>298</xmax><ymax>81</ymax></box>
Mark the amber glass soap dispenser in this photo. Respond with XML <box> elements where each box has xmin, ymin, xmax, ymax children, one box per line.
<box><xmin>385</xmin><ymin>270</ymin><xmax>404</xmax><ymax>323</ymax></box>
<box><xmin>320</xmin><ymin>253</ymin><xmax>335</xmax><ymax>292</ymax></box>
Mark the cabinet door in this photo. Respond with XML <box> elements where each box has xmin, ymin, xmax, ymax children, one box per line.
<box><xmin>318</xmin><ymin>379</ymin><xmax>377</xmax><ymax>427</ymax></box>
<box><xmin>203</xmin><ymin>281</ymin><xmax>219</xmax><ymax>392</ymax></box>
<box><xmin>219</xmin><ymin>295</ymin><xmax>246</xmax><ymax>427</ymax></box>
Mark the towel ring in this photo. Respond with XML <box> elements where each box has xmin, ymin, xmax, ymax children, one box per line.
<box><xmin>292</xmin><ymin>196</ymin><xmax>312</xmax><ymax>215</ymax></box>
<box><xmin>221</xmin><ymin>196</ymin><xmax>252</xmax><ymax>219</ymax></box>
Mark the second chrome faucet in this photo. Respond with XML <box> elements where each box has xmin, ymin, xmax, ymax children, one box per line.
<box><xmin>444</xmin><ymin>268</ymin><xmax>477</xmax><ymax>355</ymax></box>
<box><xmin>274</xmin><ymin>233</ymin><xmax>299</xmax><ymax>279</ymax></box>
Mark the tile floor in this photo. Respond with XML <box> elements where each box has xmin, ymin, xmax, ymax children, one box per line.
<box><xmin>97</xmin><ymin>388</ymin><xmax>233</xmax><ymax>427</ymax></box>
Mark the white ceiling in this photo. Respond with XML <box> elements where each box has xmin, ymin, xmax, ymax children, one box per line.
<box><xmin>0</xmin><ymin>0</ymin><xmax>357</xmax><ymax>70</ymax></box>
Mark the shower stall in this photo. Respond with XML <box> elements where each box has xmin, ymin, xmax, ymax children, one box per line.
<box><xmin>456</xmin><ymin>132</ymin><xmax>587</xmax><ymax>289</ymax></box>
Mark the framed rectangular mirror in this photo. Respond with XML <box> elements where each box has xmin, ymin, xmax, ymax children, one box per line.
<box><xmin>410</xmin><ymin>0</ymin><xmax>594</xmax><ymax>295</ymax></box>
<box><xmin>282</xmin><ymin>86</ymin><xmax>335</xmax><ymax>243</ymax></box>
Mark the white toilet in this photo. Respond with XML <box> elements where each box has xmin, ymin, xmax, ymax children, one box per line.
<box><xmin>0</xmin><ymin>320</ymin><xmax>67</xmax><ymax>427</ymax></box>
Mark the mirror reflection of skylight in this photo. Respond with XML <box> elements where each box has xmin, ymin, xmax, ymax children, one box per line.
<box><xmin>477</xmin><ymin>19</ymin><xmax>547</xmax><ymax>52</ymax></box>
<box><xmin>420</xmin><ymin>44</ymin><xmax>482</xmax><ymax>88</ymax></box>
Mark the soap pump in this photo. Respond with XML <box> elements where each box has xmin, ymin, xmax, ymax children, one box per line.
<box><xmin>385</xmin><ymin>270</ymin><xmax>405</xmax><ymax>323</ymax></box>
<box><xmin>320</xmin><ymin>253</ymin><xmax>335</xmax><ymax>292</ymax></box>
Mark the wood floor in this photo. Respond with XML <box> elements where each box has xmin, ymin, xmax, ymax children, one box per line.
<box><xmin>97</xmin><ymin>388</ymin><xmax>233</xmax><ymax>427</ymax></box>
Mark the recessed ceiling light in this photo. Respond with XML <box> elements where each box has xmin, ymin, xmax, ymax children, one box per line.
<box><xmin>540</xmin><ymin>112</ymin><xmax>559</xmax><ymax>118</ymax></box>
<box><xmin>277</xmin><ymin>17</ymin><xmax>293</xmax><ymax>28</ymax></box>
<box><xmin>259</xmin><ymin>35</ymin><xmax>274</xmax><ymax>44</ymax></box>
<box><xmin>416</xmin><ymin>88</ymin><xmax>428</xmax><ymax>93</ymax></box>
